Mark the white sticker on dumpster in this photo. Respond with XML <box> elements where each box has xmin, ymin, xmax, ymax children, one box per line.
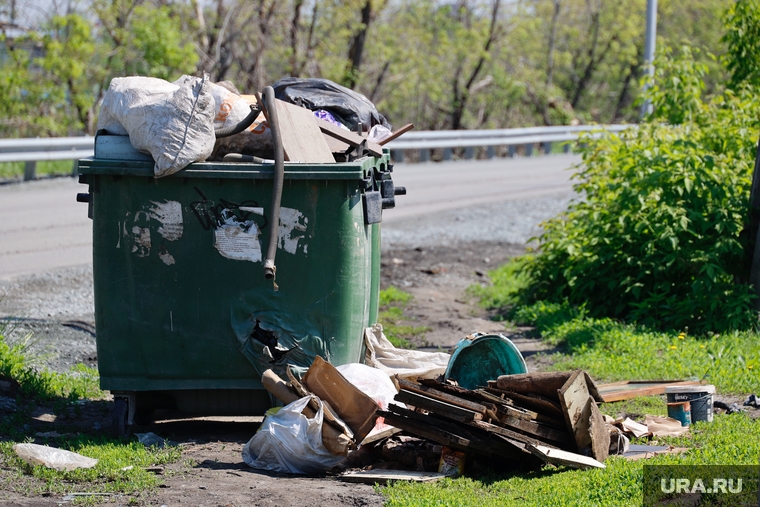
<box><xmin>278</xmin><ymin>207</ymin><xmax>308</xmax><ymax>255</ymax></box>
<box><xmin>149</xmin><ymin>200</ymin><xmax>183</xmax><ymax>241</ymax></box>
<box><xmin>214</xmin><ymin>215</ymin><xmax>262</xmax><ymax>262</ymax></box>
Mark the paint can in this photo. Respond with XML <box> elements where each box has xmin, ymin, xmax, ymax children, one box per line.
<box><xmin>665</xmin><ymin>385</ymin><xmax>716</xmax><ymax>423</ymax></box>
<box><xmin>666</xmin><ymin>400</ymin><xmax>691</xmax><ymax>426</ymax></box>
<box><xmin>438</xmin><ymin>446</ymin><xmax>466</xmax><ymax>477</ymax></box>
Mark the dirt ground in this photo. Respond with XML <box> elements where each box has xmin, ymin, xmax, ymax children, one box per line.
<box><xmin>2</xmin><ymin>241</ymin><xmax>556</xmax><ymax>507</ymax></box>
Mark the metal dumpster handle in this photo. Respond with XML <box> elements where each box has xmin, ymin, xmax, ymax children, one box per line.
<box><xmin>261</xmin><ymin>86</ymin><xmax>284</xmax><ymax>286</ymax></box>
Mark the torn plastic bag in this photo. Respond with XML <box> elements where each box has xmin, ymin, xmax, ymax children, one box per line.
<box><xmin>364</xmin><ymin>324</ymin><xmax>450</xmax><ymax>380</ymax></box>
<box><xmin>207</xmin><ymin>82</ymin><xmax>273</xmax><ymax>160</ymax></box>
<box><xmin>242</xmin><ymin>395</ymin><xmax>344</xmax><ymax>475</ymax></box>
<box><xmin>336</xmin><ymin>363</ymin><xmax>397</xmax><ymax>411</ymax></box>
<box><xmin>273</xmin><ymin>77</ymin><xmax>390</xmax><ymax>132</ymax></box>
<box><xmin>97</xmin><ymin>74</ymin><xmax>215</xmax><ymax>178</ymax></box>
<box><xmin>13</xmin><ymin>443</ymin><xmax>98</xmax><ymax>471</ymax></box>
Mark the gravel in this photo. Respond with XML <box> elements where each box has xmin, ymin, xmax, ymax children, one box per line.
<box><xmin>381</xmin><ymin>191</ymin><xmax>576</xmax><ymax>249</ymax></box>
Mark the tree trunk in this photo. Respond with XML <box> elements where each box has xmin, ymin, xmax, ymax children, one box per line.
<box><xmin>546</xmin><ymin>0</ymin><xmax>561</xmax><ymax>88</ymax></box>
<box><xmin>345</xmin><ymin>0</ymin><xmax>372</xmax><ymax>89</ymax></box>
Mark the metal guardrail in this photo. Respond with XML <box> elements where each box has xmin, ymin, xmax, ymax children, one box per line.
<box><xmin>0</xmin><ymin>136</ymin><xmax>95</xmax><ymax>180</ymax></box>
<box><xmin>384</xmin><ymin>124</ymin><xmax>632</xmax><ymax>162</ymax></box>
<box><xmin>0</xmin><ymin>125</ymin><xmax>632</xmax><ymax>180</ymax></box>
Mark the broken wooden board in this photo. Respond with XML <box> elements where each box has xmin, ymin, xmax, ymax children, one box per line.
<box><xmin>485</xmin><ymin>388</ymin><xmax>565</xmax><ymax>420</ymax></box>
<box><xmin>586</xmin><ymin>396</ymin><xmax>610</xmax><ymax>462</ymax></box>
<box><xmin>495</xmin><ymin>370</ymin><xmax>603</xmax><ymax>402</ymax></box>
<box><xmin>360</xmin><ymin>426</ymin><xmax>403</xmax><ymax>447</ymax></box>
<box><xmin>597</xmin><ymin>380</ymin><xmax>701</xmax><ymax>403</ymax></box>
<box><xmin>317</xmin><ymin>118</ymin><xmax>384</xmax><ymax>157</ymax></box>
<box><xmin>340</xmin><ymin>469</ymin><xmax>452</xmax><ymax>484</ymax></box>
<box><xmin>381</xmin><ymin>406</ymin><xmax>526</xmax><ymax>459</ymax></box>
<box><xmin>395</xmin><ymin>390</ymin><xmax>483</xmax><ymax>423</ymax></box>
<box><xmin>302</xmin><ymin>356</ymin><xmax>378</xmax><ymax>442</ymax></box>
<box><xmin>469</xmin><ymin>420</ymin><xmax>564</xmax><ymax>449</ymax></box>
<box><xmin>378</xmin><ymin>123</ymin><xmax>415</xmax><ymax>145</ymax></box>
<box><xmin>397</xmin><ymin>378</ymin><xmax>488</xmax><ymax>415</ymax></box>
<box><xmin>558</xmin><ymin>371</ymin><xmax>609</xmax><ymax>461</ymax></box>
<box><xmin>272</xmin><ymin>99</ymin><xmax>335</xmax><ymax>163</ymax></box>
<box><xmin>526</xmin><ymin>443</ymin><xmax>606</xmax><ymax>470</ymax></box>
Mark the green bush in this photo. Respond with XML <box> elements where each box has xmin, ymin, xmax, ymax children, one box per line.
<box><xmin>522</xmin><ymin>46</ymin><xmax>760</xmax><ymax>333</ymax></box>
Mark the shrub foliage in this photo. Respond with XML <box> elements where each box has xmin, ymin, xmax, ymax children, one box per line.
<box><xmin>522</xmin><ymin>46</ymin><xmax>760</xmax><ymax>333</ymax></box>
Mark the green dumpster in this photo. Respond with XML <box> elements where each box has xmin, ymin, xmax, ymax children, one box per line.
<box><xmin>77</xmin><ymin>134</ymin><xmax>400</xmax><ymax>434</ymax></box>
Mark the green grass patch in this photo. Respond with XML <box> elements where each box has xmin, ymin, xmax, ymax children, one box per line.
<box><xmin>511</xmin><ymin>301</ymin><xmax>760</xmax><ymax>394</ymax></box>
<box><xmin>0</xmin><ymin>327</ymin><xmax>183</xmax><ymax>501</ymax></box>
<box><xmin>1</xmin><ymin>331</ymin><xmax>103</xmax><ymax>403</ymax></box>
<box><xmin>378</xmin><ymin>286</ymin><xmax>430</xmax><ymax>348</ymax></box>
<box><xmin>0</xmin><ymin>160</ymin><xmax>76</xmax><ymax>180</ymax></box>
<box><xmin>0</xmin><ymin>437</ymin><xmax>182</xmax><ymax>499</ymax></box>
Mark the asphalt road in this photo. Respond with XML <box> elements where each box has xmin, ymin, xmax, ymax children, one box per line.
<box><xmin>0</xmin><ymin>154</ymin><xmax>579</xmax><ymax>280</ymax></box>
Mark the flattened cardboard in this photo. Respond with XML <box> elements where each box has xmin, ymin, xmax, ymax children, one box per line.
<box><xmin>302</xmin><ymin>356</ymin><xmax>379</xmax><ymax>443</ymax></box>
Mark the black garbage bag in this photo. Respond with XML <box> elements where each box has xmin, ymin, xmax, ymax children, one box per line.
<box><xmin>272</xmin><ymin>77</ymin><xmax>390</xmax><ymax>132</ymax></box>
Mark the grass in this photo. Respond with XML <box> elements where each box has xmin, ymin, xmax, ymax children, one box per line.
<box><xmin>378</xmin><ymin>286</ymin><xmax>430</xmax><ymax>349</ymax></box>
<box><xmin>379</xmin><ymin>260</ymin><xmax>760</xmax><ymax>507</ymax></box>
<box><xmin>0</xmin><ymin>160</ymin><xmax>76</xmax><ymax>180</ymax></box>
<box><xmin>0</xmin><ymin>327</ymin><xmax>183</xmax><ymax>502</ymax></box>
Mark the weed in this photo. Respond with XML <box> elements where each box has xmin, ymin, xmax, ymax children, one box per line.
<box><xmin>378</xmin><ymin>287</ymin><xmax>430</xmax><ymax>348</ymax></box>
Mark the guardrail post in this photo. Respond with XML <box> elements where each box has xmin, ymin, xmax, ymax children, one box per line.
<box><xmin>23</xmin><ymin>161</ymin><xmax>36</xmax><ymax>181</ymax></box>
<box><xmin>487</xmin><ymin>146</ymin><xmax>496</xmax><ymax>159</ymax></box>
<box><xmin>563</xmin><ymin>143</ymin><xmax>571</xmax><ymax>154</ymax></box>
<box><xmin>525</xmin><ymin>144</ymin><xmax>533</xmax><ymax>157</ymax></box>
<box><xmin>543</xmin><ymin>141</ymin><xmax>552</xmax><ymax>155</ymax></box>
<box><xmin>71</xmin><ymin>160</ymin><xmax>79</xmax><ymax>176</ymax></box>
<box><xmin>465</xmin><ymin>147</ymin><xmax>474</xmax><ymax>160</ymax></box>
<box><xmin>392</xmin><ymin>150</ymin><xmax>405</xmax><ymax>163</ymax></box>
<box><xmin>508</xmin><ymin>145</ymin><xmax>516</xmax><ymax>157</ymax></box>
<box><xmin>419</xmin><ymin>149</ymin><xmax>430</xmax><ymax>163</ymax></box>
<box><xmin>443</xmin><ymin>148</ymin><xmax>452</xmax><ymax>161</ymax></box>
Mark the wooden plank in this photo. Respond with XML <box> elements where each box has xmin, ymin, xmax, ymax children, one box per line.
<box><xmin>587</xmin><ymin>396</ymin><xmax>610</xmax><ymax>462</ymax></box>
<box><xmin>377</xmin><ymin>123</ymin><xmax>415</xmax><ymax>145</ymax></box>
<box><xmin>488</xmin><ymin>411</ymin><xmax>572</xmax><ymax>445</ymax></box>
<box><xmin>558</xmin><ymin>370</ymin><xmax>589</xmax><ymax>452</ymax></box>
<box><xmin>419</xmin><ymin>379</ymin><xmax>514</xmax><ymax>407</ymax></box>
<box><xmin>317</xmin><ymin>118</ymin><xmax>384</xmax><ymax>157</ymax></box>
<box><xmin>397</xmin><ymin>378</ymin><xmax>488</xmax><ymax>414</ymax></box>
<box><xmin>469</xmin><ymin>420</ymin><xmax>562</xmax><ymax>449</ymax></box>
<box><xmin>395</xmin><ymin>390</ymin><xmax>483</xmax><ymax>423</ymax></box>
<box><xmin>272</xmin><ymin>99</ymin><xmax>335</xmax><ymax>163</ymax></box>
<box><xmin>359</xmin><ymin>426</ymin><xmax>402</xmax><ymax>446</ymax></box>
<box><xmin>485</xmin><ymin>388</ymin><xmax>564</xmax><ymax>419</ymax></box>
<box><xmin>340</xmin><ymin>469</ymin><xmax>451</xmax><ymax>484</ymax></box>
<box><xmin>526</xmin><ymin>443</ymin><xmax>606</xmax><ymax>470</ymax></box>
<box><xmin>379</xmin><ymin>409</ymin><xmax>524</xmax><ymax>459</ymax></box>
<box><xmin>597</xmin><ymin>380</ymin><xmax>701</xmax><ymax>403</ymax></box>
<box><xmin>558</xmin><ymin>373</ymin><xmax>610</xmax><ymax>461</ymax></box>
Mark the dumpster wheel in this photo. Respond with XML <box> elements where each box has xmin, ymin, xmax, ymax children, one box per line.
<box><xmin>112</xmin><ymin>395</ymin><xmax>135</xmax><ymax>438</ymax></box>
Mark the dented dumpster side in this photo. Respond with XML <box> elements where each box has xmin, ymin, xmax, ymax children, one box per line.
<box><xmin>78</xmin><ymin>154</ymin><xmax>390</xmax><ymax>415</ymax></box>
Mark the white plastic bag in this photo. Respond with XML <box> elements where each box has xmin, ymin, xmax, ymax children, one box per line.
<box><xmin>97</xmin><ymin>74</ymin><xmax>216</xmax><ymax>178</ymax></box>
<box><xmin>242</xmin><ymin>396</ymin><xmax>344</xmax><ymax>474</ymax></box>
<box><xmin>364</xmin><ymin>324</ymin><xmax>450</xmax><ymax>380</ymax></box>
<box><xmin>336</xmin><ymin>363</ymin><xmax>397</xmax><ymax>411</ymax></box>
<box><xmin>13</xmin><ymin>443</ymin><xmax>98</xmax><ymax>471</ymax></box>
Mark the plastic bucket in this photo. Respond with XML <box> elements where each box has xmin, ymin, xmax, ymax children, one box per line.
<box><xmin>665</xmin><ymin>385</ymin><xmax>716</xmax><ymax>423</ymax></box>
<box><xmin>445</xmin><ymin>333</ymin><xmax>527</xmax><ymax>390</ymax></box>
<box><xmin>666</xmin><ymin>401</ymin><xmax>691</xmax><ymax>426</ymax></box>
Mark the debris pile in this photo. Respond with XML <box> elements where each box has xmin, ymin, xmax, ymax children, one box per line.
<box><xmin>377</xmin><ymin>370</ymin><xmax>609</xmax><ymax>472</ymax></box>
